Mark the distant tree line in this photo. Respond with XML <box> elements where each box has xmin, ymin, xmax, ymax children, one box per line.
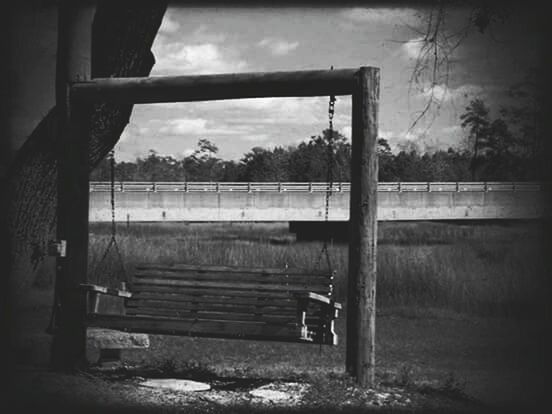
<box><xmin>91</xmin><ymin>90</ymin><xmax>543</xmax><ymax>182</ymax></box>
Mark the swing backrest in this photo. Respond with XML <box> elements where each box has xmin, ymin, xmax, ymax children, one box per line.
<box><xmin>126</xmin><ymin>264</ymin><xmax>335</xmax><ymax>323</ymax></box>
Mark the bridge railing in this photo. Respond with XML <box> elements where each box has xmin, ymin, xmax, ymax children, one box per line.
<box><xmin>89</xmin><ymin>181</ymin><xmax>544</xmax><ymax>193</ymax></box>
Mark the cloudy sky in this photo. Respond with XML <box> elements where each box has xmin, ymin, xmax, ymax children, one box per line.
<box><xmin>115</xmin><ymin>5</ymin><xmax>538</xmax><ymax>162</ymax></box>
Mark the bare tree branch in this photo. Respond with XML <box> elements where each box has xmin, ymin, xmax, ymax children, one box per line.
<box><xmin>405</xmin><ymin>1</ymin><xmax>510</xmax><ymax>133</ymax></box>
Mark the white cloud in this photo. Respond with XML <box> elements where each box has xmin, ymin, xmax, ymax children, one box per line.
<box><xmin>452</xmin><ymin>84</ymin><xmax>485</xmax><ymax>99</ymax></box>
<box><xmin>373</xmin><ymin>128</ymin><xmax>425</xmax><ymax>152</ymax></box>
<box><xmin>192</xmin><ymin>97</ymin><xmax>329</xmax><ymax>127</ymax></box>
<box><xmin>218</xmin><ymin>98</ymin><xmax>283</xmax><ymax>111</ymax></box>
<box><xmin>159</xmin><ymin>118</ymin><xmax>208</xmax><ymax>135</ymax></box>
<box><xmin>158</xmin><ymin>10</ymin><xmax>226</xmax><ymax>43</ymax></box>
<box><xmin>158</xmin><ymin>15</ymin><xmax>180</xmax><ymax>35</ymax></box>
<box><xmin>135</xmin><ymin>97</ymin><xmax>332</xmax><ymax>137</ymax></box>
<box><xmin>182</xmin><ymin>148</ymin><xmax>195</xmax><ymax>157</ymax></box>
<box><xmin>153</xmin><ymin>43</ymin><xmax>248</xmax><ymax>75</ymax></box>
<box><xmin>376</xmin><ymin>126</ymin><xmax>466</xmax><ymax>154</ymax></box>
<box><xmin>191</xmin><ymin>25</ymin><xmax>226</xmax><ymax>43</ymax></box>
<box><xmin>119</xmin><ymin>128</ymin><xmax>131</xmax><ymax>143</ymax></box>
<box><xmin>441</xmin><ymin>125</ymin><xmax>462</xmax><ymax>135</ymax></box>
<box><xmin>342</xmin><ymin>7</ymin><xmax>420</xmax><ymax>25</ymax></box>
<box><xmin>118</xmin><ymin>123</ymin><xmax>144</xmax><ymax>143</ymax></box>
<box><xmin>258</xmin><ymin>38</ymin><xmax>299</xmax><ymax>56</ymax></box>
<box><xmin>253</xmin><ymin>98</ymin><xmax>323</xmax><ymax>125</ymax></box>
<box><xmin>240</xmin><ymin>134</ymin><xmax>269</xmax><ymax>142</ymax></box>
<box><xmin>378</xmin><ymin>129</ymin><xmax>395</xmax><ymax>140</ymax></box>
<box><xmin>424</xmin><ymin>84</ymin><xmax>450</xmax><ymax>101</ymax></box>
<box><xmin>341</xmin><ymin>126</ymin><xmax>352</xmax><ymax>139</ymax></box>
<box><xmin>419</xmin><ymin>83</ymin><xmax>484</xmax><ymax>102</ymax></box>
<box><xmin>401</xmin><ymin>37</ymin><xmax>425</xmax><ymax>60</ymax></box>
<box><xmin>159</xmin><ymin>118</ymin><xmax>246</xmax><ymax>136</ymax></box>
<box><xmin>340</xmin><ymin>128</ymin><xmax>407</xmax><ymax>145</ymax></box>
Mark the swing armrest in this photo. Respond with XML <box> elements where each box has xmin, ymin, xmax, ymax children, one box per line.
<box><xmin>79</xmin><ymin>283</ymin><xmax>132</xmax><ymax>298</ymax></box>
<box><xmin>294</xmin><ymin>292</ymin><xmax>341</xmax><ymax>345</ymax></box>
<box><xmin>294</xmin><ymin>292</ymin><xmax>342</xmax><ymax>310</ymax></box>
<box><xmin>79</xmin><ymin>284</ymin><xmax>132</xmax><ymax>315</ymax></box>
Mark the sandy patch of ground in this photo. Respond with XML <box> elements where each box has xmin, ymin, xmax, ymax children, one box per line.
<box><xmin>140</xmin><ymin>378</ymin><xmax>211</xmax><ymax>392</ymax></box>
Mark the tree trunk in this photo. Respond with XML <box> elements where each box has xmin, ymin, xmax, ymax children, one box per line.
<box><xmin>6</xmin><ymin>1</ymin><xmax>167</xmax><ymax>305</ymax></box>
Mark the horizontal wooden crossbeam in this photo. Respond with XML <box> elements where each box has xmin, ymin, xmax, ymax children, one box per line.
<box><xmin>70</xmin><ymin>68</ymin><xmax>366</xmax><ymax>104</ymax></box>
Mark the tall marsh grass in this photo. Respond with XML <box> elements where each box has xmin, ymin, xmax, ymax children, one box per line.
<box><xmin>88</xmin><ymin>221</ymin><xmax>547</xmax><ymax>318</ymax></box>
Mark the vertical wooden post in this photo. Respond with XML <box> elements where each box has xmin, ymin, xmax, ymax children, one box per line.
<box><xmin>346</xmin><ymin>66</ymin><xmax>380</xmax><ymax>387</ymax></box>
<box><xmin>51</xmin><ymin>1</ymin><xmax>94</xmax><ymax>370</ymax></box>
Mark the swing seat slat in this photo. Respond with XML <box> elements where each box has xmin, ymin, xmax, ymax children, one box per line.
<box><xmin>87</xmin><ymin>313</ymin><xmax>313</xmax><ymax>343</ymax></box>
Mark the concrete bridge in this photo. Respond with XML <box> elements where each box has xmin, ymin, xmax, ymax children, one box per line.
<box><xmin>89</xmin><ymin>181</ymin><xmax>547</xmax><ymax>222</ymax></box>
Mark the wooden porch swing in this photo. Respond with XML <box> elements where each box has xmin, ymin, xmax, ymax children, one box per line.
<box><xmin>81</xmin><ymin>264</ymin><xmax>341</xmax><ymax>345</ymax></box>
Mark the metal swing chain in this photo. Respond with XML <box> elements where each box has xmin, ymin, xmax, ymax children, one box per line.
<box><xmin>47</xmin><ymin>151</ymin><xmax>124</xmax><ymax>332</ymax></box>
<box><xmin>315</xmin><ymin>90</ymin><xmax>336</xmax><ymax>280</ymax></box>
<box><xmin>316</xmin><ymin>93</ymin><xmax>336</xmax><ymax>352</ymax></box>
<box><xmin>93</xmin><ymin>149</ymin><xmax>127</xmax><ymax>286</ymax></box>
<box><xmin>109</xmin><ymin>149</ymin><xmax>117</xmax><ymax>243</ymax></box>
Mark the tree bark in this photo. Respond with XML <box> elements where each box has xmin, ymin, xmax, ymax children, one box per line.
<box><xmin>6</xmin><ymin>1</ymin><xmax>167</xmax><ymax>304</ymax></box>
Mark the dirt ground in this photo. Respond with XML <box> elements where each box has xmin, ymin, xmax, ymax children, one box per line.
<box><xmin>7</xmin><ymin>368</ymin><xmax>486</xmax><ymax>413</ymax></box>
<box><xmin>4</xmin><ymin>287</ymin><xmax>549</xmax><ymax>413</ymax></box>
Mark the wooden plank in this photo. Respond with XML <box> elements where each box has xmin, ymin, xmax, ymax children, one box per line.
<box><xmin>133</xmin><ymin>268</ymin><xmax>331</xmax><ymax>282</ymax></box>
<box><xmin>127</xmin><ymin>303</ymin><xmax>326</xmax><ymax>317</ymax></box>
<box><xmin>128</xmin><ymin>296</ymin><xmax>331</xmax><ymax>314</ymax></box>
<box><xmin>125</xmin><ymin>308</ymin><xmax>300</xmax><ymax>324</ymax></box>
<box><xmin>131</xmin><ymin>287</ymin><xmax>331</xmax><ymax>300</ymax></box>
<box><xmin>128</xmin><ymin>298</ymin><xmax>327</xmax><ymax>313</ymax></box>
<box><xmin>127</xmin><ymin>301</ymin><xmax>327</xmax><ymax>317</ymax></box>
<box><xmin>346</xmin><ymin>66</ymin><xmax>379</xmax><ymax>387</ymax></box>
<box><xmin>128</xmin><ymin>303</ymin><xmax>326</xmax><ymax>321</ymax></box>
<box><xmin>127</xmin><ymin>299</ymin><xmax>297</xmax><ymax>315</ymax></box>
<box><xmin>131</xmin><ymin>278</ymin><xmax>328</xmax><ymax>293</ymax></box>
<box><xmin>126</xmin><ymin>309</ymin><xmax>326</xmax><ymax>327</ymax></box>
<box><xmin>130</xmin><ymin>293</ymin><xmax>299</xmax><ymax>308</ymax></box>
<box><xmin>134</xmin><ymin>263</ymin><xmax>333</xmax><ymax>277</ymax></box>
<box><xmin>133</xmin><ymin>270</ymin><xmax>331</xmax><ymax>286</ymax></box>
<box><xmin>86</xmin><ymin>314</ymin><xmax>313</xmax><ymax>343</ymax></box>
<box><xmin>129</xmin><ymin>285</ymin><xmax>331</xmax><ymax>298</ymax></box>
<box><xmin>71</xmin><ymin>68</ymin><xmax>358</xmax><ymax>104</ymax></box>
<box><xmin>128</xmin><ymin>286</ymin><xmax>297</xmax><ymax>299</ymax></box>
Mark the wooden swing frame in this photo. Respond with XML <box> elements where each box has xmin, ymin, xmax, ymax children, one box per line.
<box><xmin>53</xmin><ymin>8</ymin><xmax>379</xmax><ymax>385</ymax></box>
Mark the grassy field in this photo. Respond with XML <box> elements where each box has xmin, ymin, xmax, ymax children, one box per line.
<box><xmin>88</xmin><ymin>220</ymin><xmax>548</xmax><ymax>317</ymax></box>
<box><xmin>12</xmin><ymin>220</ymin><xmax>550</xmax><ymax>411</ymax></box>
